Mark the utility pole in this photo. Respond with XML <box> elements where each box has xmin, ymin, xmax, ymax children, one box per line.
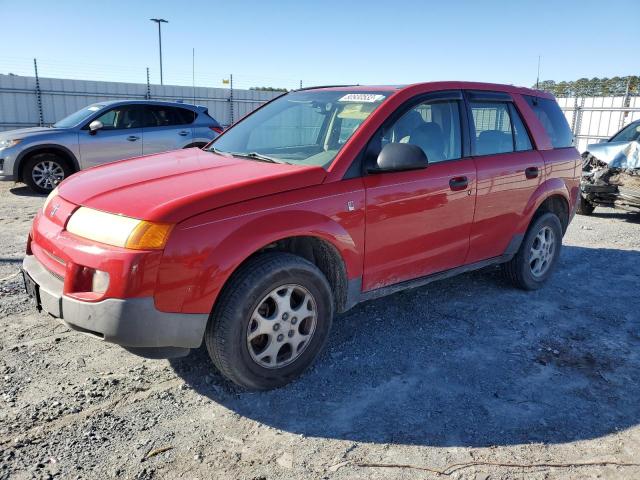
<box><xmin>150</xmin><ymin>18</ymin><xmax>168</xmax><ymax>85</ymax></box>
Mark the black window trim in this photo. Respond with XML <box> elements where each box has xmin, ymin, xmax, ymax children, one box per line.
<box><xmin>464</xmin><ymin>90</ymin><xmax>535</xmax><ymax>158</ymax></box>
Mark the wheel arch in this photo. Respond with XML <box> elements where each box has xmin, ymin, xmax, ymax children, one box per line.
<box><xmin>158</xmin><ymin>209</ymin><xmax>362</xmax><ymax>316</ymax></box>
<box><xmin>15</xmin><ymin>144</ymin><xmax>80</xmax><ymax>182</ymax></box>
<box><xmin>521</xmin><ymin>178</ymin><xmax>571</xmax><ymax>235</ymax></box>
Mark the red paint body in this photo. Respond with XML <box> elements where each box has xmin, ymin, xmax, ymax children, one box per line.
<box><xmin>29</xmin><ymin>82</ymin><xmax>580</xmax><ymax>315</ymax></box>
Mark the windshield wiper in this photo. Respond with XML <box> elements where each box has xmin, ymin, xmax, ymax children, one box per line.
<box><xmin>230</xmin><ymin>151</ymin><xmax>286</xmax><ymax>164</ymax></box>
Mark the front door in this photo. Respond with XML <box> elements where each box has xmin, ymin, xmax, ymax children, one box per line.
<box><xmin>363</xmin><ymin>93</ymin><xmax>477</xmax><ymax>291</ymax></box>
<box><xmin>78</xmin><ymin>105</ymin><xmax>143</xmax><ymax>168</ymax></box>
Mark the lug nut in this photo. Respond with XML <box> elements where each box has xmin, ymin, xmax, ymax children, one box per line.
<box><xmin>291</xmin><ymin>317</ymin><xmax>297</xmax><ymax>325</ymax></box>
<box><xmin>282</xmin><ymin>313</ymin><xmax>289</xmax><ymax>320</ymax></box>
<box><xmin>288</xmin><ymin>330</ymin><xmax>294</xmax><ymax>338</ymax></box>
<box><xmin>273</xmin><ymin>323</ymin><xmax>280</xmax><ymax>331</ymax></box>
<box><xmin>277</xmin><ymin>334</ymin><xmax>284</xmax><ymax>342</ymax></box>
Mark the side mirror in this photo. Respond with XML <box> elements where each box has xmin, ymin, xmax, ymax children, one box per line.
<box><xmin>89</xmin><ymin>120</ymin><xmax>104</xmax><ymax>135</ymax></box>
<box><xmin>369</xmin><ymin>142</ymin><xmax>428</xmax><ymax>173</ymax></box>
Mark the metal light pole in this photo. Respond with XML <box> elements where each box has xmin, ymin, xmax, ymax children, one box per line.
<box><xmin>150</xmin><ymin>18</ymin><xmax>168</xmax><ymax>85</ymax></box>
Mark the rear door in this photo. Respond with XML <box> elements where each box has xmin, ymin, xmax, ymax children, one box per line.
<box><xmin>464</xmin><ymin>91</ymin><xmax>545</xmax><ymax>264</ymax></box>
<box><xmin>142</xmin><ymin>105</ymin><xmax>195</xmax><ymax>154</ymax></box>
<box><xmin>78</xmin><ymin>105</ymin><xmax>143</xmax><ymax>168</ymax></box>
<box><xmin>363</xmin><ymin>91</ymin><xmax>477</xmax><ymax>291</ymax></box>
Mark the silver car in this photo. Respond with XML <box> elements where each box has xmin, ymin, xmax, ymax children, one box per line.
<box><xmin>0</xmin><ymin>100</ymin><xmax>223</xmax><ymax>193</ymax></box>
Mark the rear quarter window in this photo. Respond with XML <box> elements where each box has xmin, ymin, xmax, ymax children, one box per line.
<box><xmin>524</xmin><ymin>96</ymin><xmax>574</xmax><ymax>148</ymax></box>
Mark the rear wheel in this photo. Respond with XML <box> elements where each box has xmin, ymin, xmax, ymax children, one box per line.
<box><xmin>23</xmin><ymin>153</ymin><xmax>72</xmax><ymax>194</ymax></box>
<box><xmin>205</xmin><ymin>253</ymin><xmax>334</xmax><ymax>390</ymax></box>
<box><xmin>502</xmin><ymin>212</ymin><xmax>563</xmax><ymax>290</ymax></box>
<box><xmin>576</xmin><ymin>194</ymin><xmax>596</xmax><ymax>215</ymax></box>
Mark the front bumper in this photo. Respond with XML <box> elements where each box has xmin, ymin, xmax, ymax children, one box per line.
<box><xmin>0</xmin><ymin>148</ymin><xmax>17</xmax><ymax>180</ymax></box>
<box><xmin>22</xmin><ymin>254</ymin><xmax>208</xmax><ymax>358</ymax></box>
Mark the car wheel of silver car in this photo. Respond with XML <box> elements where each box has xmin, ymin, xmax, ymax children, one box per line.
<box><xmin>205</xmin><ymin>252</ymin><xmax>333</xmax><ymax>390</ymax></box>
<box><xmin>502</xmin><ymin>212</ymin><xmax>563</xmax><ymax>290</ymax></box>
<box><xmin>24</xmin><ymin>153</ymin><xmax>72</xmax><ymax>194</ymax></box>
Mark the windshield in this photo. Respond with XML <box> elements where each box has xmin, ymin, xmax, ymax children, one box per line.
<box><xmin>53</xmin><ymin>104</ymin><xmax>106</xmax><ymax>128</ymax></box>
<box><xmin>610</xmin><ymin>122</ymin><xmax>640</xmax><ymax>143</ymax></box>
<box><xmin>208</xmin><ymin>90</ymin><xmax>389</xmax><ymax>168</ymax></box>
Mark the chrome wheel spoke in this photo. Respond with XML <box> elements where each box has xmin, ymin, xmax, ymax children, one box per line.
<box><xmin>258</xmin><ymin>339</ymin><xmax>283</xmax><ymax>365</ymax></box>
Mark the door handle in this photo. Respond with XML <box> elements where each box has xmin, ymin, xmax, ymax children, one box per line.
<box><xmin>449</xmin><ymin>176</ymin><xmax>469</xmax><ymax>191</ymax></box>
<box><xmin>525</xmin><ymin>166</ymin><xmax>539</xmax><ymax>179</ymax></box>
<box><xmin>178</xmin><ymin>130</ymin><xmax>189</xmax><ymax>136</ymax></box>
<box><xmin>127</xmin><ymin>135</ymin><xmax>140</xmax><ymax>142</ymax></box>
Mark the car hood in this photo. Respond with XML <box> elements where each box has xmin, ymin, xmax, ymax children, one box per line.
<box><xmin>586</xmin><ymin>141</ymin><xmax>640</xmax><ymax>169</ymax></box>
<box><xmin>57</xmin><ymin>148</ymin><xmax>327</xmax><ymax>223</ymax></box>
<box><xmin>0</xmin><ymin>126</ymin><xmax>66</xmax><ymax>140</ymax></box>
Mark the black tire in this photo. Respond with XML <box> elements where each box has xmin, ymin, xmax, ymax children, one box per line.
<box><xmin>576</xmin><ymin>194</ymin><xmax>596</xmax><ymax>216</ymax></box>
<box><xmin>205</xmin><ymin>252</ymin><xmax>334</xmax><ymax>390</ymax></box>
<box><xmin>502</xmin><ymin>212</ymin><xmax>563</xmax><ymax>290</ymax></box>
<box><xmin>23</xmin><ymin>153</ymin><xmax>72</xmax><ymax>194</ymax></box>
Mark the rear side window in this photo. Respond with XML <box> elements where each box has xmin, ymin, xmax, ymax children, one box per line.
<box><xmin>524</xmin><ymin>96</ymin><xmax>574</xmax><ymax>148</ymax></box>
<box><xmin>144</xmin><ymin>106</ymin><xmax>196</xmax><ymax>127</ymax></box>
<box><xmin>469</xmin><ymin>101</ymin><xmax>532</xmax><ymax>155</ymax></box>
<box><xmin>509</xmin><ymin>104</ymin><xmax>533</xmax><ymax>151</ymax></box>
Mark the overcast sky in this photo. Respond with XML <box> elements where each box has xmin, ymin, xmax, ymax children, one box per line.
<box><xmin>1</xmin><ymin>0</ymin><xmax>635</xmax><ymax>90</ymax></box>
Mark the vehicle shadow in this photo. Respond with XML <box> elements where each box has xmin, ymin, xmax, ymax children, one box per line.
<box><xmin>170</xmin><ymin>245</ymin><xmax>640</xmax><ymax>447</ymax></box>
<box><xmin>590</xmin><ymin>210</ymin><xmax>640</xmax><ymax>224</ymax></box>
<box><xmin>9</xmin><ymin>186</ymin><xmax>45</xmax><ymax>198</ymax></box>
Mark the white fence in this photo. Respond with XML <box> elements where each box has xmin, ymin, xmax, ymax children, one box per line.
<box><xmin>2</xmin><ymin>73</ymin><xmax>639</xmax><ymax>153</ymax></box>
<box><xmin>0</xmin><ymin>74</ymin><xmax>281</xmax><ymax>131</ymax></box>
<box><xmin>557</xmin><ymin>96</ymin><xmax>640</xmax><ymax>151</ymax></box>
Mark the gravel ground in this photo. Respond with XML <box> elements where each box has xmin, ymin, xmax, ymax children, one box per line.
<box><xmin>1</xmin><ymin>180</ymin><xmax>639</xmax><ymax>480</ymax></box>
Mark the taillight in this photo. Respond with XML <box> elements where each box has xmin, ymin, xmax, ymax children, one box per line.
<box><xmin>209</xmin><ymin>126</ymin><xmax>224</xmax><ymax>134</ymax></box>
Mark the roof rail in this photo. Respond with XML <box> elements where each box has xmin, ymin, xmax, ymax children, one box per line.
<box><xmin>293</xmin><ymin>84</ymin><xmax>359</xmax><ymax>92</ymax></box>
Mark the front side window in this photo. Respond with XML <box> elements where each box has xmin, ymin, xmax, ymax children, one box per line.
<box><xmin>524</xmin><ymin>96</ymin><xmax>574</xmax><ymax>148</ymax></box>
<box><xmin>610</xmin><ymin>122</ymin><xmax>640</xmax><ymax>143</ymax></box>
<box><xmin>94</xmin><ymin>106</ymin><xmax>144</xmax><ymax>130</ymax></box>
<box><xmin>209</xmin><ymin>90</ymin><xmax>389</xmax><ymax>168</ymax></box>
<box><xmin>382</xmin><ymin>100</ymin><xmax>462</xmax><ymax>163</ymax></box>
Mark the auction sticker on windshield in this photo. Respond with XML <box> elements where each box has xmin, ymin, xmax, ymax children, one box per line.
<box><xmin>338</xmin><ymin>93</ymin><xmax>386</xmax><ymax>103</ymax></box>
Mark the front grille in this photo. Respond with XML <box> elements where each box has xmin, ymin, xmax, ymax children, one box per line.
<box><xmin>43</xmin><ymin>263</ymin><xmax>64</xmax><ymax>282</ymax></box>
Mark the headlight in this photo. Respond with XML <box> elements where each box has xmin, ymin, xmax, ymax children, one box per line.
<box><xmin>43</xmin><ymin>187</ymin><xmax>59</xmax><ymax>213</ymax></box>
<box><xmin>0</xmin><ymin>139</ymin><xmax>22</xmax><ymax>150</ymax></box>
<box><xmin>66</xmin><ymin>207</ymin><xmax>173</xmax><ymax>250</ymax></box>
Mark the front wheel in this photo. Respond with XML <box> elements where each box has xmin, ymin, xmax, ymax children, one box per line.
<box><xmin>205</xmin><ymin>253</ymin><xmax>334</xmax><ymax>390</ymax></box>
<box><xmin>23</xmin><ymin>153</ymin><xmax>72</xmax><ymax>194</ymax></box>
<box><xmin>502</xmin><ymin>212</ymin><xmax>563</xmax><ymax>290</ymax></box>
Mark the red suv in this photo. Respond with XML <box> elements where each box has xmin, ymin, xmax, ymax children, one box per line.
<box><xmin>23</xmin><ymin>82</ymin><xmax>580</xmax><ymax>390</ymax></box>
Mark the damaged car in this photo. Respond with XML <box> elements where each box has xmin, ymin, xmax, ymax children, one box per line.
<box><xmin>579</xmin><ymin>119</ymin><xmax>640</xmax><ymax>214</ymax></box>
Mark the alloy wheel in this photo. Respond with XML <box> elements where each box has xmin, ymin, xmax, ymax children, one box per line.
<box><xmin>32</xmin><ymin>161</ymin><xmax>65</xmax><ymax>190</ymax></box>
<box><xmin>246</xmin><ymin>284</ymin><xmax>317</xmax><ymax>369</ymax></box>
<box><xmin>529</xmin><ymin>225</ymin><xmax>556</xmax><ymax>277</ymax></box>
